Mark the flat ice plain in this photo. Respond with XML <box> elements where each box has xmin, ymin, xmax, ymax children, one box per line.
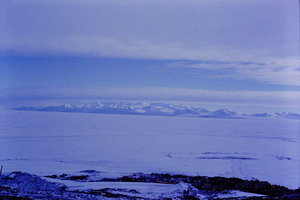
<box><xmin>0</xmin><ymin>110</ymin><xmax>299</xmax><ymax>189</ymax></box>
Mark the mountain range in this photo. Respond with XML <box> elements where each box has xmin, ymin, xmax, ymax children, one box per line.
<box><xmin>14</xmin><ymin>101</ymin><xmax>300</xmax><ymax>120</ymax></box>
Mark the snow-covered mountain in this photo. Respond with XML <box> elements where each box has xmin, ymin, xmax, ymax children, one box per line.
<box><xmin>14</xmin><ymin>101</ymin><xmax>300</xmax><ymax>120</ymax></box>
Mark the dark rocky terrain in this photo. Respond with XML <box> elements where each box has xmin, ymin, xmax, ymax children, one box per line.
<box><xmin>1</xmin><ymin>171</ymin><xmax>299</xmax><ymax>199</ymax></box>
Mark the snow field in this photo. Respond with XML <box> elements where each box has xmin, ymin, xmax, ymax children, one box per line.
<box><xmin>0</xmin><ymin>110</ymin><xmax>299</xmax><ymax>189</ymax></box>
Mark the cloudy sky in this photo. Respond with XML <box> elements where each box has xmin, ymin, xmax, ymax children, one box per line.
<box><xmin>0</xmin><ymin>0</ymin><xmax>299</xmax><ymax>112</ymax></box>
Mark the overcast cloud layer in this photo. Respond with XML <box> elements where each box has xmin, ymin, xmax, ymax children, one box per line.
<box><xmin>0</xmin><ymin>0</ymin><xmax>299</xmax><ymax>86</ymax></box>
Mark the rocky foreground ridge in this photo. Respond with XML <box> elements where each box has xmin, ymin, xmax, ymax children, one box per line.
<box><xmin>1</xmin><ymin>171</ymin><xmax>300</xmax><ymax>199</ymax></box>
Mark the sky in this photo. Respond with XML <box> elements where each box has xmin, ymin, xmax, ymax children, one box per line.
<box><xmin>0</xmin><ymin>0</ymin><xmax>299</xmax><ymax>112</ymax></box>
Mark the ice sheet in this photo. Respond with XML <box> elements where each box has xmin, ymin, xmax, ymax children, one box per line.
<box><xmin>0</xmin><ymin>110</ymin><xmax>299</xmax><ymax>189</ymax></box>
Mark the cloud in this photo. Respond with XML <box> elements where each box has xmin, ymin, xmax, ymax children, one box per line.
<box><xmin>2</xmin><ymin>34</ymin><xmax>299</xmax><ymax>86</ymax></box>
<box><xmin>0</xmin><ymin>35</ymin><xmax>268</xmax><ymax>60</ymax></box>
<box><xmin>1</xmin><ymin>0</ymin><xmax>299</xmax><ymax>87</ymax></box>
<box><xmin>1</xmin><ymin>0</ymin><xmax>298</xmax><ymax>60</ymax></box>
<box><xmin>1</xmin><ymin>87</ymin><xmax>299</xmax><ymax>109</ymax></box>
<box><xmin>175</xmin><ymin>58</ymin><xmax>300</xmax><ymax>86</ymax></box>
